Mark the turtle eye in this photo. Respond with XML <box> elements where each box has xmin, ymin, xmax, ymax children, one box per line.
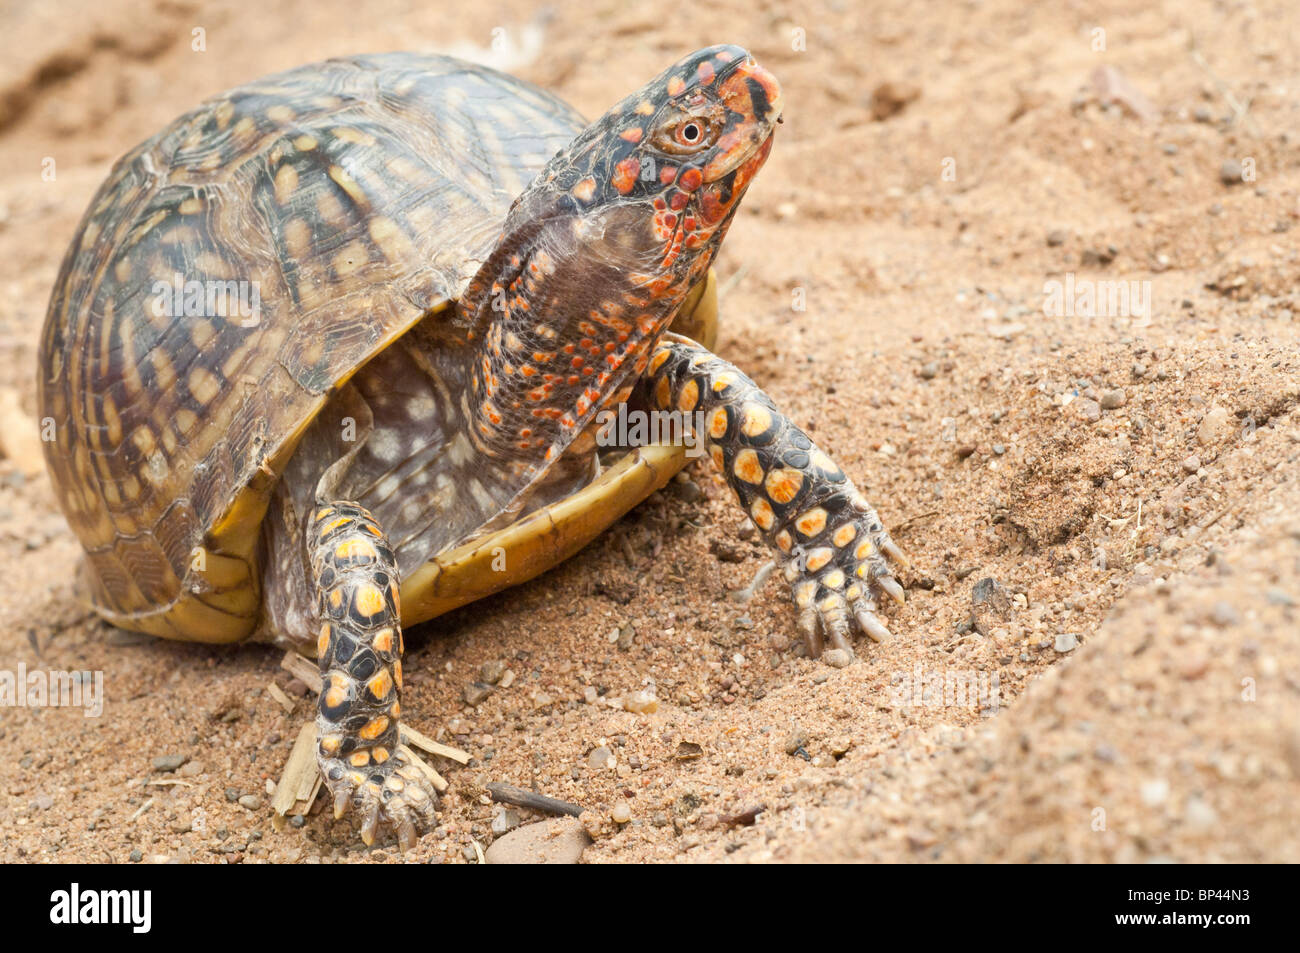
<box><xmin>653</xmin><ymin>116</ymin><xmax>719</xmax><ymax>155</ymax></box>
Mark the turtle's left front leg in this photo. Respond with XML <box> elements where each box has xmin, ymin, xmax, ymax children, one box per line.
<box><xmin>641</xmin><ymin>334</ymin><xmax>909</xmax><ymax>657</ymax></box>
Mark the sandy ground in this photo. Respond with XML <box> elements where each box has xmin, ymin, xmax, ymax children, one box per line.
<box><xmin>1</xmin><ymin>0</ymin><xmax>1297</xmax><ymax>864</ymax></box>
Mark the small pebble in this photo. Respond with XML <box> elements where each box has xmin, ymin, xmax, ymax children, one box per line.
<box><xmin>1074</xmin><ymin>398</ymin><xmax>1102</xmax><ymax>423</ymax></box>
<box><xmin>611</xmin><ymin>802</ymin><xmax>632</xmax><ymax>824</ymax></box>
<box><xmin>152</xmin><ymin>754</ymin><xmax>188</xmax><ymax>772</ymax></box>
<box><xmin>491</xmin><ymin>807</ymin><xmax>521</xmax><ymax>834</ymax></box>
<box><xmin>1197</xmin><ymin>406</ymin><xmax>1234</xmax><ymax>446</ymax></box>
<box><xmin>622</xmin><ymin>690</ymin><xmax>658</xmax><ymax>714</ymax></box>
<box><xmin>1182</xmin><ymin>454</ymin><xmax>1201</xmax><ymax>473</ymax></box>
<box><xmin>1219</xmin><ymin>159</ymin><xmax>1243</xmax><ymax>185</ymax></box>
<box><xmin>1185</xmin><ymin>797</ymin><xmax>1219</xmax><ymax>829</ymax></box>
<box><xmin>822</xmin><ymin>648</ymin><xmax>853</xmax><ymax>668</ymax></box>
<box><xmin>237</xmin><ymin>794</ymin><xmax>262</xmax><ymax>811</ymax></box>
<box><xmin>674</xmin><ymin>478</ymin><xmax>703</xmax><ymax>503</ymax></box>
<box><xmin>1055</xmin><ymin>632</ymin><xmax>1079</xmax><ymax>653</ymax></box>
<box><xmin>1100</xmin><ymin>388</ymin><xmax>1126</xmax><ymax>409</ymax></box>
<box><xmin>1140</xmin><ymin>778</ymin><xmax>1170</xmax><ymax>807</ymax></box>
<box><xmin>1209</xmin><ymin>601</ymin><xmax>1239</xmax><ymax>627</ymax></box>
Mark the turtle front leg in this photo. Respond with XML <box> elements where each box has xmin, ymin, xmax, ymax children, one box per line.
<box><xmin>309</xmin><ymin>502</ymin><xmax>437</xmax><ymax>849</ymax></box>
<box><xmin>642</xmin><ymin>334</ymin><xmax>908</xmax><ymax>657</ymax></box>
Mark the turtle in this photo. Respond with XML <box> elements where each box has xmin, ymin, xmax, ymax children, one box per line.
<box><xmin>37</xmin><ymin>45</ymin><xmax>909</xmax><ymax>848</ymax></box>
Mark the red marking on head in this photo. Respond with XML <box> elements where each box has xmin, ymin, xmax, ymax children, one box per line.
<box><xmin>658</xmin><ymin>165</ymin><xmax>678</xmax><ymax>185</ymax></box>
<box><xmin>669</xmin><ymin>190</ymin><xmax>690</xmax><ymax>211</ymax></box>
<box><xmin>679</xmin><ymin>168</ymin><xmax>703</xmax><ymax>192</ymax></box>
<box><xmin>620</xmin><ymin>127</ymin><xmax>644</xmax><ymax>143</ymax></box>
<box><xmin>697</xmin><ymin>61</ymin><xmax>716</xmax><ymax>85</ymax></box>
<box><xmin>667</xmin><ymin>75</ymin><xmax>686</xmax><ymax>96</ymax></box>
<box><xmin>700</xmin><ymin>185</ymin><xmax>727</xmax><ymax>224</ymax></box>
<box><xmin>572</xmin><ymin>176</ymin><xmax>597</xmax><ymax>203</ymax></box>
<box><xmin>612</xmin><ymin>157</ymin><xmax>640</xmax><ymax>195</ymax></box>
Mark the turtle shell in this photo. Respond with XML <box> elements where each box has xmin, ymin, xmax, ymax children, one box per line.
<box><xmin>38</xmin><ymin>53</ymin><xmax>592</xmax><ymax>640</ymax></box>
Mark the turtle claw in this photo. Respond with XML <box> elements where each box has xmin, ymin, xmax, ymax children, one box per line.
<box><xmin>322</xmin><ymin>750</ymin><xmax>439</xmax><ymax>851</ymax></box>
<box><xmin>854</xmin><ymin>604</ymin><xmax>893</xmax><ymax>643</ymax></box>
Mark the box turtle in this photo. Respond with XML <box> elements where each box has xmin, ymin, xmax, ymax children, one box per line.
<box><xmin>38</xmin><ymin>45</ymin><xmax>908</xmax><ymax>848</ymax></box>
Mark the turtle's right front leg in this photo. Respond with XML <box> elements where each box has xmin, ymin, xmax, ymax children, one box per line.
<box><xmin>310</xmin><ymin>502</ymin><xmax>437</xmax><ymax>849</ymax></box>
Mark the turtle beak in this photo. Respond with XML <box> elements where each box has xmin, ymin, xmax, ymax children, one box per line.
<box><xmin>701</xmin><ymin>55</ymin><xmax>783</xmax><ymax>183</ymax></box>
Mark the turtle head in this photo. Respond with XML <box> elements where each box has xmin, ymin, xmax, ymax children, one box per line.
<box><xmin>460</xmin><ymin>47</ymin><xmax>780</xmax><ymax>467</ymax></box>
<box><xmin>478</xmin><ymin>45</ymin><xmax>781</xmax><ymax>303</ymax></box>
<box><xmin>556</xmin><ymin>43</ymin><xmax>782</xmax><ymax>250</ymax></box>
<box><xmin>532</xmin><ymin>44</ymin><xmax>781</xmax><ymax>291</ymax></box>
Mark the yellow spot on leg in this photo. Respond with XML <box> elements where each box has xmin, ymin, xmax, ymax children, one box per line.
<box><xmin>805</xmin><ymin>547</ymin><xmax>833</xmax><ymax>572</ymax></box>
<box><xmin>677</xmin><ymin>379</ymin><xmax>700</xmax><ymax>412</ymax></box>
<box><xmin>740</xmin><ymin>403</ymin><xmax>773</xmax><ymax>437</ymax></box>
<box><xmin>733</xmin><ymin>449</ymin><xmax>764</xmax><ymax>484</ymax></box>
<box><xmin>709</xmin><ymin>407</ymin><xmax>729</xmax><ymax>438</ymax></box>
<box><xmin>765</xmin><ymin>467</ymin><xmax>804</xmax><ymax>504</ymax></box>
<box><xmin>795</xmin><ymin>507</ymin><xmax>828</xmax><ymax>537</ymax></box>
<box><xmin>353</xmin><ymin>583</ymin><xmax>386</xmax><ymax>617</ymax></box>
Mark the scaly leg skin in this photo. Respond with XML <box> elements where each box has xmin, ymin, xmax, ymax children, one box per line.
<box><xmin>643</xmin><ymin>334</ymin><xmax>909</xmax><ymax>657</ymax></box>
<box><xmin>310</xmin><ymin>502</ymin><xmax>436</xmax><ymax>849</ymax></box>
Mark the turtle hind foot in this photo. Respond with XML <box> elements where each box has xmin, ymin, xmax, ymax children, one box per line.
<box><xmin>321</xmin><ymin>748</ymin><xmax>438</xmax><ymax>849</ymax></box>
<box><xmin>310</xmin><ymin>500</ymin><xmax>438</xmax><ymax>850</ymax></box>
